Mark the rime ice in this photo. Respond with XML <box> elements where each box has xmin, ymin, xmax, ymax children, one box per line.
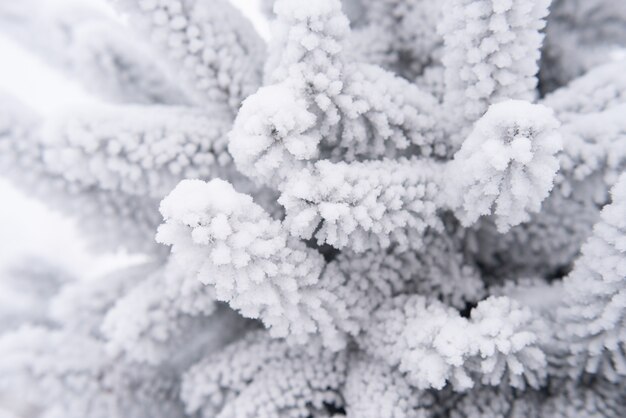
<box><xmin>0</xmin><ymin>0</ymin><xmax>625</xmax><ymax>417</ymax></box>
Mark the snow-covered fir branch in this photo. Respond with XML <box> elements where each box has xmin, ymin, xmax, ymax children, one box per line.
<box><xmin>0</xmin><ymin>0</ymin><xmax>625</xmax><ymax>416</ymax></box>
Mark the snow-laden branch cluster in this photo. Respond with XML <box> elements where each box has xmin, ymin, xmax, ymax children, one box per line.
<box><xmin>472</xmin><ymin>60</ymin><xmax>626</xmax><ymax>276</ymax></box>
<box><xmin>361</xmin><ymin>295</ymin><xmax>546</xmax><ymax>391</ymax></box>
<box><xmin>158</xmin><ymin>178</ymin><xmax>485</xmax><ymax>350</ymax></box>
<box><xmin>226</xmin><ymin>0</ymin><xmax>558</xmax><ymax>257</ymax></box>
<box><xmin>157</xmin><ymin>179</ymin><xmax>357</xmax><ymax>348</ymax></box>
<box><xmin>1</xmin><ymin>0</ymin><xmax>625</xmax><ymax>416</ymax></box>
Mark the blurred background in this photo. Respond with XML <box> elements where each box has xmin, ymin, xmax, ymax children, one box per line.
<box><xmin>0</xmin><ymin>0</ymin><xmax>269</xmax><ymax>279</ymax></box>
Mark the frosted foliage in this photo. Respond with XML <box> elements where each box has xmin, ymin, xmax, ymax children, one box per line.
<box><xmin>344</xmin><ymin>355</ymin><xmax>434</xmax><ymax>418</ymax></box>
<box><xmin>158</xmin><ymin>176</ymin><xmax>482</xmax><ymax>347</ymax></box>
<box><xmin>157</xmin><ymin>179</ymin><xmax>351</xmax><ymax>348</ymax></box>
<box><xmin>441</xmin><ymin>0</ymin><xmax>550</xmax><ymax>134</ymax></box>
<box><xmin>230</xmin><ymin>65</ymin><xmax>445</xmax><ymax>184</ymax></box>
<box><xmin>51</xmin><ymin>263</ymin><xmax>160</xmax><ymax>336</ymax></box>
<box><xmin>280</xmin><ymin>158</ymin><xmax>443</xmax><ymax>251</ymax></box>
<box><xmin>540</xmin><ymin>379</ymin><xmax>626</xmax><ymax>418</ymax></box>
<box><xmin>328</xmin><ymin>232</ymin><xmax>483</xmax><ymax>326</ymax></box>
<box><xmin>181</xmin><ymin>331</ymin><xmax>347</xmax><ymax>418</ymax></box>
<box><xmin>469</xmin><ymin>189</ymin><xmax>602</xmax><ymax>278</ymax></box>
<box><xmin>0</xmin><ymin>94</ymin><xmax>165</xmax><ymax>253</ymax></box>
<box><xmin>41</xmin><ymin>104</ymin><xmax>232</xmax><ymax>198</ymax></box>
<box><xmin>446</xmin><ymin>100</ymin><xmax>562</xmax><ymax>232</ymax></box>
<box><xmin>555</xmin><ymin>175</ymin><xmax>626</xmax><ymax>381</ymax></box>
<box><xmin>228</xmin><ymin>84</ymin><xmax>321</xmax><ymax>184</ymax></box>
<box><xmin>541</xmin><ymin>0</ymin><xmax>626</xmax><ymax>91</ymax></box>
<box><xmin>69</xmin><ymin>21</ymin><xmax>189</xmax><ymax>105</ymax></box>
<box><xmin>447</xmin><ymin>386</ymin><xmax>542</xmax><ymax>418</ymax></box>
<box><xmin>347</xmin><ymin>0</ymin><xmax>443</xmax><ymax>81</ymax></box>
<box><xmin>542</xmin><ymin>60</ymin><xmax>626</xmax><ymax>123</ymax></box>
<box><xmin>557</xmin><ymin>105</ymin><xmax>626</xmax><ymax>193</ymax></box>
<box><xmin>362</xmin><ymin>295</ymin><xmax>546</xmax><ymax>390</ymax></box>
<box><xmin>0</xmin><ymin>327</ymin><xmax>185</xmax><ymax>418</ymax></box>
<box><xmin>0</xmin><ymin>93</ymin><xmax>256</xmax><ymax>253</ymax></box>
<box><xmin>1</xmin><ymin>0</ymin><xmax>626</xmax><ymax>416</ymax></box>
<box><xmin>101</xmin><ymin>262</ymin><xmax>220</xmax><ymax>364</ymax></box>
<box><xmin>111</xmin><ymin>0</ymin><xmax>265</xmax><ymax>111</ymax></box>
<box><xmin>231</xmin><ymin>0</ymin><xmax>447</xmax><ymax>190</ymax></box>
<box><xmin>471</xmin><ymin>83</ymin><xmax>626</xmax><ymax>276</ymax></box>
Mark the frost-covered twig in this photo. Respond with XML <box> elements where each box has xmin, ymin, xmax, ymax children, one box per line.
<box><xmin>181</xmin><ymin>330</ymin><xmax>347</xmax><ymax>418</ymax></box>
<box><xmin>157</xmin><ymin>179</ymin><xmax>350</xmax><ymax>348</ymax></box>
<box><xmin>346</xmin><ymin>0</ymin><xmax>443</xmax><ymax>81</ymax></box>
<box><xmin>441</xmin><ymin>0</ymin><xmax>551</xmax><ymax>136</ymax></box>
<box><xmin>101</xmin><ymin>262</ymin><xmax>232</xmax><ymax>364</ymax></box>
<box><xmin>362</xmin><ymin>295</ymin><xmax>547</xmax><ymax>390</ymax></box>
<box><xmin>41</xmin><ymin>104</ymin><xmax>234</xmax><ymax>198</ymax></box>
<box><xmin>554</xmin><ymin>174</ymin><xmax>626</xmax><ymax>381</ymax></box>
<box><xmin>109</xmin><ymin>0</ymin><xmax>265</xmax><ymax>112</ymax></box>
<box><xmin>280</xmin><ymin>158</ymin><xmax>444</xmax><ymax>251</ymax></box>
